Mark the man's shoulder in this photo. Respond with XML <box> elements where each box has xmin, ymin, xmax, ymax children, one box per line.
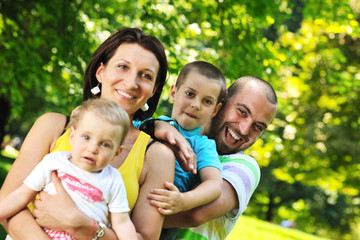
<box><xmin>219</xmin><ymin>152</ymin><xmax>256</xmax><ymax>164</ymax></box>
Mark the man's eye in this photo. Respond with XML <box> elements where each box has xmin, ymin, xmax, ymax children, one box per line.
<box><xmin>255</xmin><ymin>125</ymin><xmax>264</xmax><ymax>132</ymax></box>
<box><xmin>238</xmin><ymin>109</ymin><xmax>246</xmax><ymax>116</ymax></box>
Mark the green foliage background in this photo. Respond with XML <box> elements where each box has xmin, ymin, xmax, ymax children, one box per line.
<box><xmin>1</xmin><ymin>0</ymin><xmax>359</xmax><ymax>239</ymax></box>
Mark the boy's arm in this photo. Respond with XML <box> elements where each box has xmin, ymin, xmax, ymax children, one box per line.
<box><xmin>163</xmin><ymin>179</ymin><xmax>238</xmax><ymax>228</ymax></box>
<box><xmin>110</xmin><ymin>212</ymin><xmax>137</xmax><ymax>240</ymax></box>
<box><xmin>0</xmin><ymin>184</ymin><xmax>38</xmax><ymax>222</ymax></box>
<box><xmin>148</xmin><ymin>166</ymin><xmax>222</xmax><ymax>215</ymax></box>
<box><xmin>180</xmin><ymin>167</ymin><xmax>222</xmax><ymax>211</ymax></box>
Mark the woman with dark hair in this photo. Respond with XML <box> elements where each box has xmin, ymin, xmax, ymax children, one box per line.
<box><xmin>0</xmin><ymin>27</ymin><xmax>193</xmax><ymax>240</ymax></box>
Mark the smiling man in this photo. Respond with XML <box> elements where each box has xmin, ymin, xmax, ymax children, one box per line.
<box><xmin>161</xmin><ymin>76</ymin><xmax>278</xmax><ymax>240</ymax></box>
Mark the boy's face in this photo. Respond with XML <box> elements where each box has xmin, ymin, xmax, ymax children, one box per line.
<box><xmin>69</xmin><ymin>111</ymin><xmax>124</xmax><ymax>172</ymax></box>
<box><xmin>170</xmin><ymin>71</ymin><xmax>222</xmax><ymax>130</ymax></box>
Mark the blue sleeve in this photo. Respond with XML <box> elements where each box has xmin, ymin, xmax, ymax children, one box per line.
<box><xmin>194</xmin><ymin>136</ymin><xmax>222</xmax><ymax>172</ymax></box>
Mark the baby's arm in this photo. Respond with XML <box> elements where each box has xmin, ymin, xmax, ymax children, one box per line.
<box><xmin>0</xmin><ymin>184</ymin><xmax>38</xmax><ymax>222</ymax></box>
<box><xmin>148</xmin><ymin>166</ymin><xmax>222</xmax><ymax>215</ymax></box>
<box><xmin>110</xmin><ymin>212</ymin><xmax>137</xmax><ymax>240</ymax></box>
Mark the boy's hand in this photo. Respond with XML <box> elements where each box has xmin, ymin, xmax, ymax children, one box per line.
<box><xmin>153</xmin><ymin>121</ymin><xmax>197</xmax><ymax>174</ymax></box>
<box><xmin>148</xmin><ymin>182</ymin><xmax>185</xmax><ymax>215</ymax></box>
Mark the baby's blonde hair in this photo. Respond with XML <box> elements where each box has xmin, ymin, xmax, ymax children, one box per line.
<box><xmin>67</xmin><ymin>98</ymin><xmax>130</xmax><ymax>145</ymax></box>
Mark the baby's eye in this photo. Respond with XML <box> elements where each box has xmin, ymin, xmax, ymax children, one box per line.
<box><xmin>101</xmin><ymin>142</ymin><xmax>110</xmax><ymax>148</ymax></box>
<box><xmin>82</xmin><ymin>135</ymin><xmax>90</xmax><ymax>140</ymax></box>
<box><xmin>204</xmin><ymin>99</ymin><xmax>214</xmax><ymax>105</ymax></box>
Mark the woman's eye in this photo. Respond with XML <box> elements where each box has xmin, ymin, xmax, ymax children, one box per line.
<box><xmin>118</xmin><ymin>64</ymin><xmax>128</xmax><ymax>69</ymax></box>
<box><xmin>141</xmin><ymin>73</ymin><xmax>152</xmax><ymax>80</ymax></box>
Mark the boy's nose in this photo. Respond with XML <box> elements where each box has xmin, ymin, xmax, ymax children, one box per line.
<box><xmin>190</xmin><ymin>98</ymin><xmax>201</xmax><ymax>109</ymax></box>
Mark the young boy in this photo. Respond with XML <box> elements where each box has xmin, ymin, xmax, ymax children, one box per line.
<box><xmin>147</xmin><ymin>61</ymin><xmax>227</xmax><ymax>239</ymax></box>
<box><xmin>0</xmin><ymin>98</ymin><xmax>137</xmax><ymax>240</ymax></box>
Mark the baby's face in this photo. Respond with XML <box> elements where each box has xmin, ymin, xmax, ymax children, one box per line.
<box><xmin>170</xmin><ymin>71</ymin><xmax>222</xmax><ymax>130</ymax></box>
<box><xmin>69</xmin><ymin>111</ymin><xmax>123</xmax><ymax>173</ymax></box>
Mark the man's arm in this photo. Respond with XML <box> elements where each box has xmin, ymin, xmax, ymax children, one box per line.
<box><xmin>163</xmin><ymin>179</ymin><xmax>237</xmax><ymax>228</ymax></box>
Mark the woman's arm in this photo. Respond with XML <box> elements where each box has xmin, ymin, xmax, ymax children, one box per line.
<box><xmin>131</xmin><ymin>141</ymin><xmax>175</xmax><ymax>240</ymax></box>
<box><xmin>0</xmin><ymin>112</ymin><xmax>67</xmax><ymax>239</ymax></box>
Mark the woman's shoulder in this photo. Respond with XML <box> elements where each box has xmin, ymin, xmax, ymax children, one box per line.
<box><xmin>36</xmin><ymin>112</ymin><xmax>67</xmax><ymax>123</ymax></box>
<box><xmin>31</xmin><ymin>112</ymin><xmax>69</xmax><ymax>144</ymax></box>
<box><xmin>145</xmin><ymin>140</ymin><xmax>175</xmax><ymax>163</ymax></box>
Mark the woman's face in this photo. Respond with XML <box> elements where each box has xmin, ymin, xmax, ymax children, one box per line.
<box><xmin>96</xmin><ymin>43</ymin><xmax>159</xmax><ymax>120</ymax></box>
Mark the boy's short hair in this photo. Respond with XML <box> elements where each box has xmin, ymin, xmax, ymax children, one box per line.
<box><xmin>68</xmin><ymin>98</ymin><xmax>130</xmax><ymax>145</ymax></box>
<box><xmin>175</xmin><ymin>61</ymin><xmax>227</xmax><ymax>103</ymax></box>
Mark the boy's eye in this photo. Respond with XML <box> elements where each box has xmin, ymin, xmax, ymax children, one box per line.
<box><xmin>185</xmin><ymin>91</ymin><xmax>194</xmax><ymax>97</ymax></box>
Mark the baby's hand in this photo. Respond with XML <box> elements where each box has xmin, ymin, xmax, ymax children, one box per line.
<box><xmin>148</xmin><ymin>182</ymin><xmax>184</xmax><ymax>215</ymax></box>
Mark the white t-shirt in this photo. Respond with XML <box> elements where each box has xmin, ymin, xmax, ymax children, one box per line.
<box><xmin>24</xmin><ymin>151</ymin><xmax>129</xmax><ymax>225</ymax></box>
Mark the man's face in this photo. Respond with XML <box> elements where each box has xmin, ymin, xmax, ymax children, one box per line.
<box><xmin>207</xmin><ymin>81</ymin><xmax>277</xmax><ymax>155</ymax></box>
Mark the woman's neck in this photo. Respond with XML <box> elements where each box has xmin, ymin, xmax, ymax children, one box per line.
<box><xmin>110</xmin><ymin>123</ymin><xmax>140</xmax><ymax>168</ymax></box>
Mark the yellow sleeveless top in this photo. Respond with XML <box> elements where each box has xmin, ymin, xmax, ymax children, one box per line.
<box><xmin>50</xmin><ymin>129</ymin><xmax>150</xmax><ymax>211</ymax></box>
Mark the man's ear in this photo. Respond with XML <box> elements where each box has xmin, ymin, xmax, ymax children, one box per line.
<box><xmin>95</xmin><ymin>63</ymin><xmax>104</xmax><ymax>84</ymax></box>
<box><xmin>211</xmin><ymin>102</ymin><xmax>222</xmax><ymax>117</ymax></box>
<box><xmin>169</xmin><ymin>85</ymin><xmax>177</xmax><ymax>102</ymax></box>
<box><xmin>69</xmin><ymin>127</ymin><xmax>76</xmax><ymax>146</ymax></box>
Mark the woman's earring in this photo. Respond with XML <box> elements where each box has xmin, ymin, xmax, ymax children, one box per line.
<box><xmin>91</xmin><ymin>84</ymin><xmax>101</xmax><ymax>95</ymax></box>
<box><xmin>141</xmin><ymin>103</ymin><xmax>149</xmax><ymax>111</ymax></box>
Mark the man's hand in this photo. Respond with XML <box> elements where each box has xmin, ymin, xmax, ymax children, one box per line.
<box><xmin>153</xmin><ymin>120</ymin><xmax>197</xmax><ymax>174</ymax></box>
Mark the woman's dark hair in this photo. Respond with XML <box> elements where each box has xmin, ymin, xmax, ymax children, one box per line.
<box><xmin>83</xmin><ymin>27</ymin><xmax>168</xmax><ymax>121</ymax></box>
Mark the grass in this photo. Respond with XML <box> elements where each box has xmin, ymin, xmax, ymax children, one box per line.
<box><xmin>226</xmin><ymin>215</ymin><xmax>332</xmax><ymax>240</ymax></box>
<box><xmin>0</xmin><ymin>150</ymin><xmax>330</xmax><ymax>240</ymax></box>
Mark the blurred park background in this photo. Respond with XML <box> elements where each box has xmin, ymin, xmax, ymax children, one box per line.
<box><xmin>0</xmin><ymin>0</ymin><xmax>359</xmax><ymax>239</ymax></box>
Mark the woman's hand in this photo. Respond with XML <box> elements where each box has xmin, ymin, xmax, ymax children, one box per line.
<box><xmin>153</xmin><ymin>121</ymin><xmax>197</xmax><ymax>174</ymax></box>
<box><xmin>33</xmin><ymin>171</ymin><xmax>83</xmax><ymax>232</ymax></box>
